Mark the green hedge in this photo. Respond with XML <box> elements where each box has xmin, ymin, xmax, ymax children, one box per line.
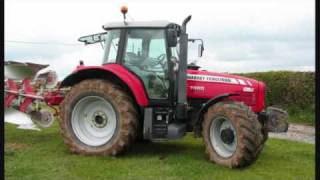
<box><xmin>236</xmin><ymin>71</ymin><xmax>315</xmax><ymax>125</ymax></box>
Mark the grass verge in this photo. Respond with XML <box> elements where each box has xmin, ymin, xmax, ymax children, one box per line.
<box><xmin>5</xmin><ymin>122</ymin><xmax>315</xmax><ymax>180</ymax></box>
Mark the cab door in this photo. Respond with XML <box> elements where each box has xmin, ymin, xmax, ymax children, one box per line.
<box><xmin>122</xmin><ymin>29</ymin><xmax>170</xmax><ymax>102</ymax></box>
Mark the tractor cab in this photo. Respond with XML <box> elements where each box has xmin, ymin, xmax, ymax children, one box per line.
<box><xmin>78</xmin><ymin>14</ymin><xmax>199</xmax><ymax>120</ymax></box>
<box><xmin>79</xmin><ymin>21</ymin><xmax>183</xmax><ymax>100</ymax></box>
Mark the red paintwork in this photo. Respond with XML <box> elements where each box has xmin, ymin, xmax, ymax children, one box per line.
<box><xmin>72</xmin><ymin>65</ymin><xmax>265</xmax><ymax>112</ymax></box>
<box><xmin>256</xmin><ymin>81</ymin><xmax>265</xmax><ymax>112</ymax></box>
<box><xmin>44</xmin><ymin>92</ymin><xmax>64</xmax><ymax>106</ymax></box>
<box><xmin>4</xmin><ymin>79</ymin><xmax>36</xmax><ymax>112</ymax></box>
<box><xmin>19</xmin><ymin>79</ymin><xmax>35</xmax><ymax>112</ymax></box>
<box><xmin>4</xmin><ymin>63</ymin><xmax>265</xmax><ymax>117</ymax></box>
<box><xmin>74</xmin><ymin>64</ymin><xmax>149</xmax><ymax>106</ymax></box>
<box><xmin>4</xmin><ymin>79</ymin><xmax>18</xmax><ymax>108</ymax></box>
<box><xmin>186</xmin><ymin>69</ymin><xmax>265</xmax><ymax>112</ymax></box>
<box><xmin>5</xmin><ymin>78</ymin><xmax>64</xmax><ymax>110</ymax></box>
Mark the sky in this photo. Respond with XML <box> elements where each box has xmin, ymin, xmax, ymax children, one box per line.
<box><xmin>5</xmin><ymin>0</ymin><xmax>315</xmax><ymax>80</ymax></box>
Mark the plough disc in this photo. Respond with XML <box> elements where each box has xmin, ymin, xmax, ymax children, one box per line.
<box><xmin>30</xmin><ymin>108</ymin><xmax>55</xmax><ymax>128</ymax></box>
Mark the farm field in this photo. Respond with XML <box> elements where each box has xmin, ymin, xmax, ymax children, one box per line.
<box><xmin>4</xmin><ymin>122</ymin><xmax>315</xmax><ymax>180</ymax></box>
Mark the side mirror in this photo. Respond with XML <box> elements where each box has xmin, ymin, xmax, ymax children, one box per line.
<box><xmin>198</xmin><ymin>44</ymin><xmax>204</xmax><ymax>57</ymax></box>
<box><xmin>78</xmin><ymin>36</ymin><xmax>93</xmax><ymax>45</ymax></box>
<box><xmin>189</xmin><ymin>38</ymin><xmax>204</xmax><ymax>57</ymax></box>
<box><xmin>167</xmin><ymin>29</ymin><xmax>178</xmax><ymax>47</ymax></box>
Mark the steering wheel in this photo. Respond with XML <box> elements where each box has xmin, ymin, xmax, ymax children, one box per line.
<box><xmin>155</xmin><ymin>53</ymin><xmax>167</xmax><ymax>66</ymax></box>
<box><xmin>157</xmin><ymin>53</ymin><xmax>166</xmax><ymax>61</ymax></box>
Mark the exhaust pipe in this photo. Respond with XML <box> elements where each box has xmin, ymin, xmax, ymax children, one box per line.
<box><xmin>176</xmin><ymin>15</ymin><xmax>192</xmax><ymax>121</ymax></box>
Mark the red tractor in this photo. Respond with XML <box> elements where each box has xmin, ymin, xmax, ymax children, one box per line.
<box><xmin>4</xmin><ymin>8</ymin><xmax>288</xmax><ymax>168</ymax></box>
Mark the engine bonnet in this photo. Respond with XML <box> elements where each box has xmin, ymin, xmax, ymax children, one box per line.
<box><xmin>186</xmin><ymin>69</ymin><xmax>265</xmax><ymax>112</ymax></box>
<box><xmin>187</xmin><ymin>69</ymin><xmax>259</xmax><ymax>87</ymax></box>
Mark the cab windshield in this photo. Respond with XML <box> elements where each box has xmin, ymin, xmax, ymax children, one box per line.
<box><xmin>102</xmin><ymin>30</ymin><xmax>121</xmax><ymax>64</ymax></box>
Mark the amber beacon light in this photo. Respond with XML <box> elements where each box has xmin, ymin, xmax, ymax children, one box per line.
<box><xmin>121</xmin><ymin>6</ymin><xmax>128</xmax><ymax>14</ymax></box>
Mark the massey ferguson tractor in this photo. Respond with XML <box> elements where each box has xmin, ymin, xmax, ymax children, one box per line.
<box><xmin>4</xmin><ymin>7</ymin><xmax>289</xmax><ymax>168</ymax></box>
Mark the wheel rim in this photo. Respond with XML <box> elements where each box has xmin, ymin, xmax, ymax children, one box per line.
<box><xmin>71</xmin><ymin>96</ymin><xmax>117</xmax><ymax>147</ymax></box>
<box><xmin>209</xmin><ymin>116</ymin><xmax>237</xmax><ymax>158</ymax></box>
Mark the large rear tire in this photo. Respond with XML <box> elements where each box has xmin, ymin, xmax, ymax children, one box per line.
<box><xmin>59</xmin><ymin>79</ymin><xmax>138</xmax><ymax>155</ymax></box>
<box><xmin>202</xmin><ymin>101</ymin><xmax>264</xmax><ymax>168</ymax></box>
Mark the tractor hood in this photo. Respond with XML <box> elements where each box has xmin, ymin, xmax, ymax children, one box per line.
<box><xmin>186</xmin><ymin>69</ymin><xmax>265</xmax><ymax>112</ymax></box>
<box><xmin>187</xmin><ymin>69</ymin><xmax>259</xmax><ymax>87</ymax></box>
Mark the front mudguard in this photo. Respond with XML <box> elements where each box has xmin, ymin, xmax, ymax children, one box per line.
<box><xmin>258</xmin><ymin>107</ymin><xmax>289</xmax><ymax>133</ymax></box>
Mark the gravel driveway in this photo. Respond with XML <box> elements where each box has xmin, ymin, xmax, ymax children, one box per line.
<box><xmin>269</xmin><ymin>123</ymin><xmax>315</xmax><ymax>144</ymax></box>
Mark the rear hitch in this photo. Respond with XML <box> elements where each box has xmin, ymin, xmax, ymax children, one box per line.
<box><xmin>259</xmin><ymin>106</ymin><xmax>289</xmax><ymax>133</ymax></box>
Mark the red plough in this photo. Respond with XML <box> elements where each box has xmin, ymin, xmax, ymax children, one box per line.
<box><xmin>4</xmin><ymin>61</ymin><xmax>65</xmax><ymax>128</ymax></box>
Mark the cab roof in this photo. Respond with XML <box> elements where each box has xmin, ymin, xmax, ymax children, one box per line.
<box><xmin>102</xmin><ymin>21</ymin><xmax>180</xmax><ymax>30</ymax></box>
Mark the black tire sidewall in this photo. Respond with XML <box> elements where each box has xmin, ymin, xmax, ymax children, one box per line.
<box><xmin>202</xmin><ymin>101</ymin><xmax>264</xmax><ymax>168</ymax></box>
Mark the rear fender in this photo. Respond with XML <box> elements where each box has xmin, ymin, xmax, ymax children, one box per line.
<box><xmin>59</xmin><ymin>64</ymin><xmax>148</xmax><ymax>107</ymax></box>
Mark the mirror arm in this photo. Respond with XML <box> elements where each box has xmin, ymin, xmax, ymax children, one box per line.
<box><xmin>99</xmin><ymin>41</ymin><xmax>104</xmax><ymax>49</ymax></box>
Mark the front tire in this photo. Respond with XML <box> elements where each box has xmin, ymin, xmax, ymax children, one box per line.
<box><xmin>202</xmin><ymin>101</ymin><xmax>264</xmax><ymax>168</ymax></box>
<box><xmin>59</xmin><ymin>79</ymin><xmax>138</xmax><ymax>156</ymax></box>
